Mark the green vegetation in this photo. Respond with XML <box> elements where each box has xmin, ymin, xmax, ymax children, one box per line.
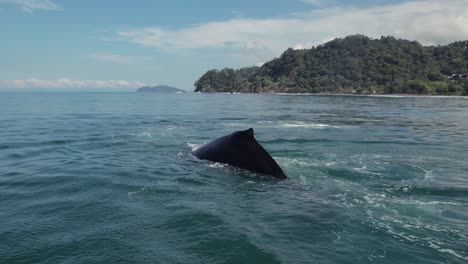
<box><xmin>194</xmin><ymin>35</ymin><xmax>468</xmax><ymax>95</ymax></box>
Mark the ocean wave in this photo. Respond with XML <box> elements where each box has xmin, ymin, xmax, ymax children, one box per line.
<box><xmin>280</xmin><ymin>121</ymin><xmax>333</xmax><ymax>129</ymax></box>
<box><xmin>353</xmin><ymin>166</ymin><xmax>382</xmax><ymax>176</ymax></box>
<box><xmin>0</xmin><ymin>139</ymin><xmax>78</xmax><ymax>150</ymax></box>
<box><xmin>222</xmin><ymin>122</ymin><xmax>248</xmax><ymax>127</ymax></box>
<box><xmin>275</xmin><ymin>157</ymin><xmax>317</xmax><ymax>168</ymax></box>
<box><xmin>363</xmin><ymin>192</ymin><xmax>463</xmax><ymax>207</ymax></box>
<box><xmin>365</xmin><ymin>207</ymin><xmax>467</xmax><ymax>258</ymax></box>
<box><xmin>222</xmin><ymin>121</ymin><xmax>346</xmax><ymax>129</ymax></box>
<box><xmin>130</xmin><ymin>130</ymin><xmax>156</xmax><ymax>137</ymax></box>
<box><xmin>429</xmin><ymin>242</ymin><xmax>468</xmax><ymax>261</ymax></box>
<box><xmin>386</xmin><ymin>185</ymin><xmax>468</xmax><ymax>197</ymax></box>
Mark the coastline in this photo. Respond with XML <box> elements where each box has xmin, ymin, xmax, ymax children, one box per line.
<box><xmin>275</xmin><ymin>93</ymin><xmax>468</xmax><ymax>98</ymax></box>
<box><xmin>193</xmin><ymin>92</ymin><xmax>467</xmax><ymax>98</ymax></box>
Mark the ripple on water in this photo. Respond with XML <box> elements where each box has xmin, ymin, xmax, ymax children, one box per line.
<box><xmin>1</xmin><ymin>94</ymin><xmax>468</xmax><ymax>264</ymax></box>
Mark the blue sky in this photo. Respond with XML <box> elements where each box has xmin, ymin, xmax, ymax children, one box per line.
<box><xmin>1</xmin><ymin>0</ymin><xmax>467</xmax><ymax>91</ymax></box>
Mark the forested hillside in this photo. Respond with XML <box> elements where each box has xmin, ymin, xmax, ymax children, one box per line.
<box><xmin>194</xmin><ymin>35</ymin><xmax>468</xmax><ymax>95</ymax></box>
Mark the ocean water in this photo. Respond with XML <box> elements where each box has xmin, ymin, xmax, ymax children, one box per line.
<box><xmin>1</xmin><ymin>93</ymin><xmax>467</xmax><ymax>264</ymax></box>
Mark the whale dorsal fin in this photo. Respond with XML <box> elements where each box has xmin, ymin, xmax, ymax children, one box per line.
<box><xmin>232</xmin><ymin>128</ymin><xmax>255</xmax><ymax>139</ymax></box>
<box><xmin>193</xmin><ymin>128</ymin><xmax>287</xmax><ymax>179</ymax></box>
<box><xmin>243</xmin><ymin>128</ymin><xmax>254</xmax><ymax>137</ymax></box>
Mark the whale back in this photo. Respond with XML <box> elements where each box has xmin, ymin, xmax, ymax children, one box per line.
<box><xmin>192</xmin><ymin>128</ymin><xmax>287</xmax><ymax>179</ymax></box>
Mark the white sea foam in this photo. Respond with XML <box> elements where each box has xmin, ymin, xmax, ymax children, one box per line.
<box><xmin>258</xmin><ymin>121</ymin><xmax>273</xmax><ymax>124</ymax></box>
<box><xmin>127</xmin><ymin>187</ymin><xmax>148</xmax><ymax>200</ymax></box>
<box><xmin>222</xmin><ymin>122</ymin><xmax>248</xmax><ymax>127</ymax></box>
<box><xmin>208</xmin><ymin>162</ymin><xmax>226</xmax><ymax>168</ymax></box>
<box><xmin>222</xmin><ymin>121</ymin><xmax>273</xmax><ymax>128</ymax></box>
<box><xmin>280</xmin><ymin>121</ymin><xmax>331</xmax><ymax>128</ymax></box>
<box><xmin>131</xmin><ymin>129</ymin><xmax>167</xmax><ymax>138</ymax></box>
<box><xmin>354</xmin><ymin>166</ymin><xmax>382</xmax><ymax>176</ymax></box>
<box><xmin>222</xmin><ymin>120</ymin><xmax>345</xmax><ymax>129</ymax></box>
<box><xmin>429</xmin><ymin>241</ymin><xmax>468</xmax><ymax>261</ymax></box>
<box><xmin>299</xmin><ymin>175</ymin><xmax>310</xmax><ymax>185</ymax></box>
<box><xmin>275</xmin><ymin>157</ymin><xmax>316</xmax><ymax>168</ymax></box>
<box><xmin>368</xmin><ymin>209</ymin><xmax>468</xmax><ymax>261</ymax></box>
<box><xmin>187</xmin><ymin>143</ymin><xmax>201</xmax><ymax>151</ymax></box>
<box><xmin>423</xmin><ymin>169</ymin><xmax>434</xmax><ymax>180</ymax></box>
<box><xmin>364</xmin><ymin>189</ymin><xmax>462</xmax><ymax>207</ymax></box>
<box><xmin>131</xmin><ymin>131</ymin><xmax>153</xmax><ymax>137</ymax></box>
<box><xmin>394</xmin><ymin>199</ymin><xmax>461</xmax><ymax>206</ymax></box>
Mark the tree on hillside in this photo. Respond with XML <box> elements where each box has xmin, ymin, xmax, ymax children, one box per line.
<box><xmin>194</xmin><ymin>35</ymin><xmax>468</xmax><ymax>95</ymax></box>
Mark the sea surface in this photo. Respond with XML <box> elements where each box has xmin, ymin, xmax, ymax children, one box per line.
<box><xmin>1</xmin><ymin>93</ymin><xmax>467</xmax><ymax>264</ymax></box>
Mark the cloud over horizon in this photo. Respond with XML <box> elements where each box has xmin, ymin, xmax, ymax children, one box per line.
<box><xmin>0</xmin><ymin>78</ymin><xmax>149</xmax><ymax>90</ymax></box>
<box><xmin>87</xmin><ymin>53</ymin><xmax>150</xmax><ymax>64</ymax></box>
<box><xmin>117</xmin><ymin>0</ymin><xmax>468</xmax><ymax>60</ymax></box>
<box><xmin>300</xmin><ymin>0</ymin><xmax>324</xmax><ymax>6</ymax></box>
<box><xmin>0</xmin><ymin>0</ymin><xmax>61</xmax><ymax>13</ymax></box>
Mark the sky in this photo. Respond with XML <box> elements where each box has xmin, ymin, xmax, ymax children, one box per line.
<box><xmin>1</xmin><ymin>0</ymin><xmax>468</xmax><ymax>92</ymax></box>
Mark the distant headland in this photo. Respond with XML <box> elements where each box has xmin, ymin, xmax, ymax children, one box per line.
<box><xmin>137</xmin><ymin>85</ymin><xmax>186</xmax><ymax>93</ymax></box>
<box><xmin>194</xmin><ymin>35</ymin><xmax>468</xmax><ymax>95</ymax></box>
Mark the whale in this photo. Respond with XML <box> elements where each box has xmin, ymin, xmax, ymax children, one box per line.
<box><xmin>192</xmin><ymin>128</ymin><xmax>287</xmax><ymax>179</ymax></box>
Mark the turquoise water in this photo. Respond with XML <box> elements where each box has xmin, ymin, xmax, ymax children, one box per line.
<box><xmin>1</xmin><ymin>93</ymin><xmax>467</xmax><ymax>264</ymax></box>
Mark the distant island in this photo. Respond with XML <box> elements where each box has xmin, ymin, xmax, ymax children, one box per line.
<box><xmin>194</xmin><ymin>35</ymin><xmax>468</xmax><ymax>95</ymax></box>
<box><xmin>137</xmin><ymin>85</ymin><xmax>186</xmax><ymax>93</ymax></box>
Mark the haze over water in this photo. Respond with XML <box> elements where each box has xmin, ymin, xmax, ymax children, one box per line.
<box><xmin>1</xmin><ymin>93</ymin><xmax>467</xmax><ymax>264</ymax></box>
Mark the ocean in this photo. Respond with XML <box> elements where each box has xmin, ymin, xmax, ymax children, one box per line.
<box><xmin>1</xmin><ymin>93</ymin><xmax>467</xmax><ymax>264</ymax></box>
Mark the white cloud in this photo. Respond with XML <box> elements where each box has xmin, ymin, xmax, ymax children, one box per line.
<box><xmin>293</xmin><ymin>44</ymin><xmax>306</xmax><ymax>50</ymax></box>
<box><xmin>0</xmin><ymin>0</ymin><xmax>61</xmax><ymax>13</ymax></box>
<box><xmin>88</xmin><ymin>53</ymin><xmax>150</xmax><ymax>64</ymax></box>
<box><xmin>0</xmin><ymin>78</ymin><xmax>148</xmax><ymax>90</ymax></box>
<box><xmin>255</xmin><ymin>61</ymin><xmax>265</xmax><ymax>67</ymax></box>
<box><xmin>117</xmin><ymin>0</ymin><xmax>468</xmax><ymax>60</ymax></box>
<box><xmin>300</xmin><ymin>0</ymin><xmax>323</xmax><ymax>6</ymax></box>
<box><xmin>117</xmin><ymin>19</ymin><xmax>305</xmax><ymax>53</ymax></box>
